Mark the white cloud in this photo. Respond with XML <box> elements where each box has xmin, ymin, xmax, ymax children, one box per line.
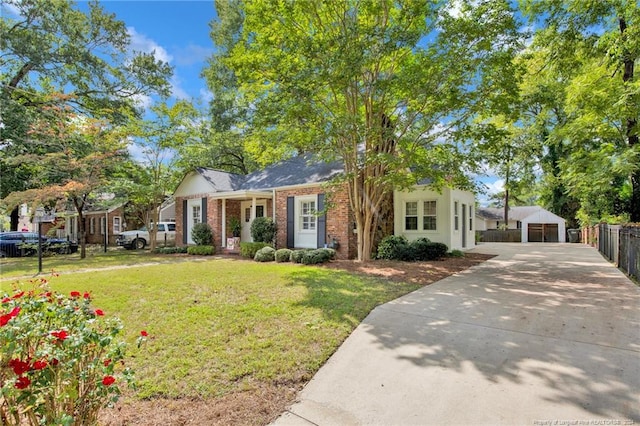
<box><xmin>174</xmin><ymin>44</ymin><xmax>215</xmax><ymax>67</ymax></box>
<box><xmin>170</xmin><ymin>75</ymin><xmax>190</xmax><ymax>100</ymax></box>
<box><xmin>484</xmin><ymin>179</ymin><xmax>505</xmax><ymax>195</ymax></box>
<box><xmin>199</xmin><ymin>88</ymin><xmax>214</xmax><ymax>103</ymax></box>
<box><xmin>127</xmin><ymin>27</ymin><xmax>173</xmax><ymax>64</ymax></box>
<box><xmin>132</xmin><ymin>93</ymin><xmax>153</xmax><ymax>109</ymax></box>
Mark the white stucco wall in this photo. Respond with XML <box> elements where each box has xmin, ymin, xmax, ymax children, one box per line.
<box><xmin>394</xmin><ymin>186</ymin><xmax>476</xmax><ymax>251</ymax></box>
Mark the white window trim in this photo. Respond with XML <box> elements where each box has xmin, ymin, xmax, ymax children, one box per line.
<box><xmin>423</xmin><ymin>200</ymin><xmax>437</xmax><ymax>231</ymax></box>
<box><xmin>454</xmin><ymin>201</ymin><xmax>459</xmax><ymax>231</ymax></box>
<box><xmin>404</xmin><ymin>201</ymin><xmax>419</xmax><ymax>232</ymax></box>
<box><xmin>113</xmin><ymin>216</ymin><xmax>121</xmax><ymax>234</ymax></box>
<box><xmin>100</xmin><ymin>217</ymin><xmax>106</xmax><ymax>235</ymax></box>
<box><xmin>90</xmin><ymin>217</ymin><xmax>95</xmax><ymax>235</ymax></box>
<box><xmin>299</xmin><ymin>198</ymin><xmax>317</xmax><ymax>233</ymax></box>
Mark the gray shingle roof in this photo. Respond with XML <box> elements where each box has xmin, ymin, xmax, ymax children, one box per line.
<box><xmin>476</xmin><ymin>206</ymin><xmax>547</xmax><ymax>221</ymax></box>
<box><xmin>195</xmin><ymin>154</ymin><xmax>344</xmax><ymax>193</ymax></box>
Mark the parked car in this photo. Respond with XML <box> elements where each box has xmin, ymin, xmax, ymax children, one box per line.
<box><xmin>116</xmin><ymin>222</ymin><xmax>176</xmax><ymax>250</ymax></box>
<box><xmin>0</xmin><ymin>232</ymin><xmax>79</xmax><ymax>258</ymax></box>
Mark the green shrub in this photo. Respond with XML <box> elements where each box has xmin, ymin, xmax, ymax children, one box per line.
<box><xmin>422</xmin><ymin>242</ymin><xmax>448</xmax><ymax>260</ymax></box>
<box><xmin>254</xmin><ymin>246</ymin><xmax>276</xmax><ymax>262</ymax></box>
<box><xmin>250</xmin><ymin>217</ymin><xmax>277</xmax><ymax>244</ymax></box>
<box><xmin>317</xmin><ymin>248</ymin><xmax>336</xmax><ymax>260</ymax></box>
<box><xmin>275</xmin><ymin>249</ymin><xmax>292</xmax><ymax>263</ymax></box>
<box><xmin>448</xmin><ymin>249</ymin><xmax>465</xmax><ymax>258</ymax></box>
<box><xmin>289</xmin><ymin>249</ymin><xmax>307</xmax><ymax>263</ymax></box>
<box><xmin>152</xmin><ymin>246</ymin><xmax>188</xmax><ymax>254</ymax></box>
<box><xmin>0</xmin><ymin>285</ymin><xmax>144</xmax><ymax>425</ymax></box>
<box><xmin>191</xmin><ymin>223</ymin><xmax>213</xmax><ymax>246</ymax></box>
<box><xmin>376</xmin><ymin>235</ymin><xmax>409</xmax><ymax>260</ymax></box>
<box><xmin>409</xmin><ymin>238</ymin><xmax>433</xmax><ymax>261</ymax></box>
<box><xmin>300</xmin><ymin>249</ymin><xmax>334</xmax><ymax>265</ymax></box>
<box><xmin>239</xmin><ymin>242</ymin><xmax>270</xmax><ymax>259</ymax></box>
<box><xmin>187</xmin><ymin>245</ymin><xmax>215</xmax><ymax>256</ymax></box>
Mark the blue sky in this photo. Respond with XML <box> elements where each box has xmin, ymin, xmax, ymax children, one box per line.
<box><xmin>91</xmin><ymin>1</ymin><xmax>218</xmax><ymax>105</ymax></box>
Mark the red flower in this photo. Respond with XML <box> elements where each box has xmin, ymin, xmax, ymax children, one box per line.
<box><xmin>12</xmin><ymin>291</ymin><xmax>24</xmax><ymax>299</ymax></box>
<box><xmin>1</xmin><ymin>297</ymin><xmax>10</xmax><ymax>303</ymax></box>
<box><xmin>9</xmin><ymin>306</ymin><xmax>20</xmax><ymax>318</ymax></box>
<box><xmin>32</xmin><ymin>359</ymin><xmax>48</xmax><ymax>370</ymax></box>
<box><xmin>0</xmin><ymin>314</ymin><xmax>10</xmax><ymax>326</ymax></box>
<box><xmin>51</xmin><ymin>358</ymin><xmax>59</xmax><ymax>366</ymax></box>
<box><xmin>50</xmin><ymin>330</ymin><xmax>68</xmax><ymax>341</ymax></box>
<box><xmin>103</xmin><ymin>359</ymin><xmax>111</xmax><ymax>367</ymax></box>
<box><xmin>140</xmin><ymin>330</ymin><xmax>148</xmax><ymax>337</ymax></box>
<box><xmin>9</xmin><ymin>359</ymin><xmax>30</xmax><ymax>375</ymax></box>
<box><xmin>102</xmin><ymin>376</ymin><xmax>116</xmax><ymax>386</ymax></box>
<box><xmin>15</xmin><ymin>376</ymin><xmax>31</xmax><ymax>389</ymax></box>
<box><xmin>70</xmin><ymin>291</ymin><xmax>80</xmax><ymax>298</ymax></box>
<box><xmin>83</xmin><ymin>292</ymin><xmax>90</xmax><ymax>299</ymax></box>
<box><xmin>95</xmin><ymin>309</ymin><xmax>104</xmax><ymax>316</ymax></box>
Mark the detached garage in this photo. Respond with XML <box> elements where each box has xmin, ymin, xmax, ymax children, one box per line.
<box><xmin>476</xmin><ymin>206</ymin><xmax>566</xmax><ymax>243</ymax></box>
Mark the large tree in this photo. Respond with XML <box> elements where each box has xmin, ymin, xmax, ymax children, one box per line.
<box><xmin>2</xmin><ymin>96</ymin><xmax>128</xmax><ymax>258</ymax></box>
<box><xmin>0</xmin><ymin>0</ymin><xmax>172</xmax><ymax>226</ymax></box>
<box><xmin>209</xmin><ymin>0</ymin><xmax>522</xmax><ymax>260</ymax></box>
<box><xmin>522</xmin><ymin>0</ymin><xmax>640</xmax><ymax>223</ymax></box>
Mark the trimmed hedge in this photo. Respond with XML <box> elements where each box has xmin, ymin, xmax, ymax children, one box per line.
<box><xmin>254</xmin><ymin>246</ymin><xmax>276</xmax><ymax>262</ymax></box>
<box><xmin>240</xmin><ymin>242</ymin><xmax>270</xmax><ymax>259</ymax></box>
<box><xmin>187</xmin><ymin>245</ymin><xmax>215</xmax><ymax>256</ymax></box>
<box><xmin>448</xmin><ymin>249</ymin><xmax>465</xmax><ymax>258</ymax></box>
<box><xmin>290</xmin><ymin>249</ymin><xmax>311</xmax><ymax>264</ymax></box>
<box><xmin>376</xmin><ymin>235</ymin><xmax>448</xmax><ymax>261</ymax></box>
<box><xmin>275</xmin><ymin>248</ymin><xmax>292</xmax><ymax>263</ymax></box>
<box><xmin>152</xmin><ymin>246</ymin><xmax>188</xmax><ymax>254</ymax></box>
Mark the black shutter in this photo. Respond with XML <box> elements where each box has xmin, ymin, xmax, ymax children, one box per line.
<box><xmin>317</xmin><ymin>193</ymin><xmax>326</xmax><ymax>248</ymax></box>
<box><xmin>182</xmin><ymin>200</ymin><xmax>188</xmax><ymax>244</ymax></box>
<box><xmin>201</xmin><ymin>198</ymin><xmax>207</xmax><ymax>223</ymax></box>
<box><xmin>286</xmin><ymin>196</ymin><xmax>294</xmax><ymax>248</ymax></box>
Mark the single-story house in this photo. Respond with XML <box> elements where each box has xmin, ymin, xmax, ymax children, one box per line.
<box><xmin>475</xmin><ymin>206</ymin><xmax>566</xmax><ymax>243</ymax></box>
<box><xmin>173</xmin><ymin>154</ymin><xmax>476</xmax><ymax>259</ymax></box>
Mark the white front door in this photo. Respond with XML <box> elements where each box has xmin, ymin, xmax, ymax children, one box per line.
<box><xmin>294</xmin><ymin>196</ymin><xmax>317</xmax><ymax>248</ymax></box>
<box><xmin>186</xmin><ymin>198</ymin><xmax>202</xmax><ymax>244</ymax></box>
<box><xmin>240</xmin><ymin>200</ymin><xmax>266</xmax><ymax>242</ymax></box>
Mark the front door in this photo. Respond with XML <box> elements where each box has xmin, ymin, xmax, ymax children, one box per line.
<box><xmin>240</xmin><ymin>201</ymin><xmax>266</xmax><ymax>242</ymax></box>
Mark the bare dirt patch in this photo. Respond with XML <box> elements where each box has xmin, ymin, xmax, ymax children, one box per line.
<box><xmin>98</xmin><ymin>252</ymin><xmax>494</xmax><ymax>426</ymax></box>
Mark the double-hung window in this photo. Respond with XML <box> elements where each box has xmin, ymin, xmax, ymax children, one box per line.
<box><xmin>423</xmin><ymin>201</ymin><xmax>437</xmax><ymax>231</ymax></box>
<box><xmin>405</xmin><ymin>202</ymin><xmax>418</xmax><ymax>230</ymax></box>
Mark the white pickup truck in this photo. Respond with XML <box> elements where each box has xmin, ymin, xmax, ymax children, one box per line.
<box><xmin>116</xmin><ymin>222</ymin><xmax>176</xmax><ymax>249</ymax></box>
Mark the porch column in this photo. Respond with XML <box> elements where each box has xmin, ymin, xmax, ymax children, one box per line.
<box><xmin>251</xmin><ymin>196</ymin><xmax>256</xmax><ymax>221</ymax></box>
<box><xmin>222</xmin><ymin>198</ymin><xmax>227</xmax><ymax>248</ymax></box>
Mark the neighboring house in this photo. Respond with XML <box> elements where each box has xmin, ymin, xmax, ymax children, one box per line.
<box><xmin>476</xmin><ymin>206</ymin><xmax>566</xmax><ymax>243</ymax></box>
<box><xmin>159</xmin><ymin>199</ymin><xmax>176</xmax><ymax>223</ymax></box>
<box><xmin>173</xmin><ymin>154</ymin><xmax>476</xmax><ymax>259</ymax></box>
<box><xmin>56</xmin><ymin>203</ymin><xmax>126</xmax><ymax>245</ymax></box>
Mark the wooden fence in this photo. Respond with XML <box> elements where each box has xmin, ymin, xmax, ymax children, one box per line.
<box><xmin>593</xmin><ymin>224</ymin><xmax>640</xmax><ymax>282</ymax></box>
<box><xmin>476</xmin><ymin>229</ymin><xmax>522</xmax><ymax>243</ymax></box>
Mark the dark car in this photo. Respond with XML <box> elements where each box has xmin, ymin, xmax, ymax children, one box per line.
<box><xmin>0</xmin><ymin>232</ymin><xmax>79</xmax><ymax>258</ymax></box>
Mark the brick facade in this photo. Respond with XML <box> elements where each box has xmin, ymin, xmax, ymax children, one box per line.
<box><xmin>175</xmin><ymin>185</ymin><xmax>355</xmax><ymax>259</ymax></box>
<box><xmin>274</xmin><ymin>184</ymin><xmax>354</xmax><ymax>259</ymax></box>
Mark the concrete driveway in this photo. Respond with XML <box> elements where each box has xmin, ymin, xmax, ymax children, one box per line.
<box><xmin>273</xmin><ymin>243</ymin><xmax>640</xmax><ymax>425</ymax></box>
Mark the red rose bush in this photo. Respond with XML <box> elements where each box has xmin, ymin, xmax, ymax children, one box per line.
<box><xmin>0</xmin><ymin>280</ymin><xmax>145</xmax><ymax>425</ymax></box>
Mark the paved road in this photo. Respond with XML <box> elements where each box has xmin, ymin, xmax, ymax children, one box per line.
<box><xmin>273</xmin><ymin>243</ymin><xmax>640</xmax><ymax>425</ymax></box>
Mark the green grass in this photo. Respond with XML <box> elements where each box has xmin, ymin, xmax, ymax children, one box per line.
<box><xmin>1</xmin><ymin>257</ymin><xmax>422</xmax><ymax>400</ymax></box>
<box><xmin>0</xmin><ymin>246</ymin><xmax>186</xmax><ymax>278</ymax></box>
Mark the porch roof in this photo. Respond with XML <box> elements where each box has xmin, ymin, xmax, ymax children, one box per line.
<box><xmin>207</xmin><ymin>190</ymin><xmax>273</xmax><ymax>200</ymax></box>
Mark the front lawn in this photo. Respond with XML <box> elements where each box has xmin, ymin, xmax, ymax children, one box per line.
<box><xmin>2</xmin><ymin>256</ymin><xmax>423</xmax><ymax>424</ymax></box>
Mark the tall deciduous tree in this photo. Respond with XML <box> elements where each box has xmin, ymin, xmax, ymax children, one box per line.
<box><xmin>124</xmin><ymin>100</ymin><xmax>200</xmax><ymax>250</ymax></box>
<box><xmin>209</xmin><ymin>0</ymin><xmax>522</xmax><ymax>260</ymax></box>
<box><xmin>0</xmin><ymin>0</ymin><xmax>172</xmax><ymax>225</ymax></box>
<box><xmin>522</xmin><ymin>0</ymin><xmax>640</xmax><ymax>223</ymax></box>
<box><xmin>2</xmin><ymin>95</ymin><xmax>128</xmax><ymax>258</ymax></box>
